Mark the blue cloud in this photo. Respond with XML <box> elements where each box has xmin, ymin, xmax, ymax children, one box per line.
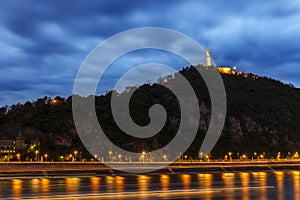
<box><xmin>0</xmin><ymin>0</ymin><xmax>299</xmax><ymax>106</ymax></box>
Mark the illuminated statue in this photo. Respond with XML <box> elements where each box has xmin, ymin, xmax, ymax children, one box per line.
<box><xmin>205</xmin><ymin>48</ymin><xmax>212</xmax><ymax>67</ymax></box>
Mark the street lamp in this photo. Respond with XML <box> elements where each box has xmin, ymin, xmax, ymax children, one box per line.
<box><xmin>109</xmin><ymin>150</ymin><xmax>112</xmax><ymax>161</ymax></box>
<box><xmin>44</xmin><ymin>154</ymin><xmax>48</xmax><ymax>161</ymax></box>
<box><xmin>16</xmin><ymin>153</ymin><xmax>21</xmax><ymax>161</ymax></box>
<box><xmin>242</xmin><ymin>154</ymin><xmax>247</xmax><ymax>160</ymax></box>
<box><xmin>141</xmin><ymin>151</ymin><xmax>146</xmax><ymax>162</ymax></box>
<box><xmin>228</xmin><ymin>152</ymin><xmax>232</xmax><ymax>161</ymax></box>
<box><xmin>199</xmin><ymin>152</ymin><xmax>203</xmax><ymax>161</ymax></box>
<box><xmin>74</xmin><ymin>150</ymin><xmax>78</xmax><ymax>161</ymax></box>
<box><xmin>163</xmin><ymin>154</ymin><xmax>167</xmax><ymax>161</ymax></box>
<box><xmin>253</xmin><ymin>152</ymin><xmax>257</xmax><ymax>159</ymax></box>
<box><xmin>35</xmin><ymin>150</ymin><xmax>39</xmax><ymax>162</ymax></box>
<box><xmin>69</xmin><ymin>154</ymin><xmax>73</xmax><ymax>161</ymax></box>
<box><xmin>260</xmin><ymin>154</ymin><xmax>264</xmax><ymax>159</ymax></box>
<box><xmin>205</xmin><ymin>154</ymin><xmax>210</xmax><ymax>162</ymax></box>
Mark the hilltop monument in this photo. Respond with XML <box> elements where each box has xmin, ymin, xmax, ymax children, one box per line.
<box><xmin>205</xmin><ymin>48</ymin><xmax>212</xmax><ymax>67</ymax></box>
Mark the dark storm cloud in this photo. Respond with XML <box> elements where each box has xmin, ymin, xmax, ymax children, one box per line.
<box><xmin>0</xmin><ymin>0</ymin><xmax>299</xmax><ymax>106</ymax></box>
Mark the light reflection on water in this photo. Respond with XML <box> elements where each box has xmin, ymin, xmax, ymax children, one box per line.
<box><xmin>116</xmin><ymin>176</ymin><xmax>125</xmax><ymax>193</ymax></box>
<box><xmin>181</xmin><ymin>174</ymin><xmax>191</xmax><ymax>190</ymax></box>
<box><xmin>12</xmin><ymin>179</ymin><xmax>22</xmax><ymax>198</ymax></box>
<box><xmin>160</xmin><ymin>174</ymin><xmax>170</xmax><ymax>191</ymax></box>
<box><xmin>197</xmin><ymin>173</ymin><xmax>212</xmax><ymax>200</ymax></box>
<box><xmin>41</xmin><ymin>178</ymin><xmax>50</xmax><ymax>194</ymax></box>
<box><xmin>239</xmin><ymin>172</ymin><xmax>250</xmax><ymax>200</ymax></box>
<box><xmin>252</xmin><ymin>172</ymin><xmax>267</xmax><ymax>200</ymax></box>
<box><xmin>222</xmin><ymin>173</ymin><xmax>235</xmax><ymax>200</ymax></box>
<box><xmin>105</xmin><ymin>176</ymin><xmax>115</xmax><ymax>193</ymax></box>
<box><xmin>65</xmin><ymin>177</ymin><xmax>80</xmax><ymax>193</ymax></box>
<box><xmin>90</xmin><ymin>177</ymin><xmax>101</xmax><ymax>193</ymax></box>
<box><xmin>1</xmin><ymin>170</ymin><xmax>299</xmax><ymax>199</ymax></box>
<box><xmin>292</xmin><ymin>171</ymin><xmax>300</xmax><ymax>200</ymax></box>
<box><xmin>274</xmin><ymin>171</ymin><xmax>284</xmax><ymax>200</ymax></box>
<box><xmin>137</xmin><ymin>175</ymin><xmax>150</xmax><ymax>192</ymax></box>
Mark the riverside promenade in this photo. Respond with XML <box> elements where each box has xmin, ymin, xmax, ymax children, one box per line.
<box><xmin>1</xmin><ymin>160</ymin><xmax>300</xmax><ymax>177</ymax></box>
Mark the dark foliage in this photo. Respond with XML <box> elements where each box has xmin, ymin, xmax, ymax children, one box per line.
<box><xmin>1</xmin><ymin>65</ymin><xmax>299</xmax><ymax>160</ymax></box>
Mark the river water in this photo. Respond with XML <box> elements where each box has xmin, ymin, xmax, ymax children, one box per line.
<box><xmin>0</xmin><ymin>171</ymin><xmax>299</xmax><ymax>199</ymax></box>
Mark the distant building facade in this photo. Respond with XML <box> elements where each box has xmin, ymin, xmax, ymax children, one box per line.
<box><xmin>0</xmin><ymin>131</ymin><xmax>26</xmax><ymax>156</ymax></box>
<box><xmin>0</xmin><ymin>140</ymin><xmax>16</xmax><ymax>154</ymax></box>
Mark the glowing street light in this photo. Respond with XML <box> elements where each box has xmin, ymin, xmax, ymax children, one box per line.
<box><xmin>277</xmin><ymin>152</ymin><xmax>281</xmax><ymax>160</ymax></box>
<box><xmin>199</xmin><ymin>152</ymin><xmax>204</xmax><ymax>160</ymax></box>
<box><xmin>141</xmin><ymin>151</ymin><xmax>146</xmax><ymax>162</ymax></box>
<box><xmin>163</xmin><ymin>154</ymin><xmax>167</xmax><ymax>161</ymax></box>
<box><xmin>74</xmin><ymin>150</ymin><xmax>78</xmax><ymax>161</ymax></box>
<box><xmin>69</xmin><ymin>154</ymin><xmax>73</xmax><ymax>161</ymax></box>
<box><xmin>205</xmin><ymin>154</ymin><xmax>210</xmax><ymax>162</ymax></box>
<box><xmin>35</xmin><ymin>150</ymin><xmax>39</xmax><ymax>162</ymax></box>
<box><xmin>253</xmin><ymin>152</ymin><xmax>257</xmax><ymax>159</ymax></box>
<box><xmin>109</xmin><ymin>150</ymin><xmax>112</xmax><ymax>161</ymax></box>
<box><xmin>44</xmin><ymin>154</ymin><xmax>48</xmax><ymax>161</ymax></box>
<box><xmin>16</xmin><ymin>153</ymin><xmax>21</xmax><ymax>161</ymax></box>
<box><xmin>242</xmin><ymin>154</ymin><xmax>247</xmax><ymax>160</ymax></box>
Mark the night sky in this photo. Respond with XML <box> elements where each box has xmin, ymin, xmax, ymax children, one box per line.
<box><xmin>1</xmin><ymin>0</ymin><xmax>300</xmax><ymax>106</ymax></box>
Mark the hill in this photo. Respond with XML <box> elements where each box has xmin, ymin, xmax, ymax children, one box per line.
<box><xmin>0</xmin><ymin>65</ymin><xmax>299</xmax><ymax>161</ymax></box>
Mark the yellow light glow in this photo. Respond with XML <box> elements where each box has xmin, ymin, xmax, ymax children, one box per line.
<box><xmin>218</xmin><ymin>67</ymin><xmax>231</xmax><ymax>74</ymax></box>
<box><xmin>160</xmin><ymin>174</ymin><xmax>170</xmax><ymax>191</ymax></box>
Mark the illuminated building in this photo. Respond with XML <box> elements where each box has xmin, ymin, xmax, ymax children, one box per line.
<box><xmin>0</xmin><ymin>131</ymin><xmax>26</xmax><ymax>160</ymax></box>
<box><xmin>218</xmin><ymin>67</ymin><xmax>232</xmax><ymax>74</ymax></box>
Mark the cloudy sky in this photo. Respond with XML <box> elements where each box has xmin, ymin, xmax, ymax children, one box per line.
<box><xmin>1</xmin><ymin>0</ymin><xmax>300</xmax><ymax>106</ymax></box>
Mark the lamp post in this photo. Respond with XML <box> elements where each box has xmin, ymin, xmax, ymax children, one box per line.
<box><xmin>253</xmin><ymin>152</ymin><xmax>257</xmax><ymax>160</ymax></box>
<box><xmin>242</xmin><ymin>154</ymin><xmax>247</xmax><ymax>160</ymax></box>
<box><xmin>141</xmin><ymin>151</ymin><xmax>146</xmax><ymax>162</ymax></box>
<box><xmin>74</xmin><ymin>150</ymin><xmax>78</xmax><ymax>161</ymax></box>
<box><xmin>277</xmin><ymin>152</ymin><xmax>281</xmax><ymax>160</ymax></box>
<box><xmin>199</xmin><ymin>152</ymin><xmax>203</xmax><ymax>161</ymax></box>
<box><xmin>44</xmin><ymin>154</ymin><xmax>48</xmax><ymax>161</ymax></box>
<box><xmin>228</xmin><ymin>152</ymin><xmax>232</xmax><ymax>161</ymax></box>
<box><xmin>184</xmin><ymin>155</ymin><xmax>188</xmax><ymax>161</ymax></box>
<box><xmin>260</xmin><ymin>154</ymin><xmax>264</xmax><ymax>160</ymax></box>
<box><xmin>163</xmin><ymin>154</ymin><xmax>167</xmax><ymax>161</ymax></box>
<box><xmin>69</xmin><ymin>154</ymin><xmax>73</xmax><ymax>162</ymax></box>
<box><xmin>109</xmin><ymin>150</ymin><xmax>112</xmax><ymax>161</ymax></box>
<box><xmin>16</xmin><ymin>153</ymin><xmax>21</xmax><ymax>161</ymax></box>
<box><xmin>35</xmin><ymin>150</ymin><xmax>39</xmax><ymax>162</ymax></box>
<box><xmin>205</xmin><ymin>154</ymin><xmax>209</xmax><ymax>162</ymax></box>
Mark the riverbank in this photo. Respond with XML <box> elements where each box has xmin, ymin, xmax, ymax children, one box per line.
<box><xmin>1</xmin><ymin>160</ymin><xmax>300</xmax><ymax>178</ymax></box>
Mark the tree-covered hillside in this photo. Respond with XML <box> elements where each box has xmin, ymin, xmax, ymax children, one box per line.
<box><xmin>0</xmin><ymin>65</ymin><xmax>299</xmax><ymax>161</ymax></box>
